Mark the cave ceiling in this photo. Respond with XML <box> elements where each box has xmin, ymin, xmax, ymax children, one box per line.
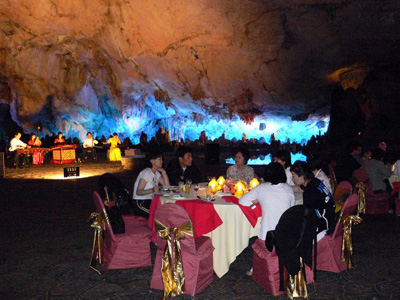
<box><xmin>0</xmin><ymin>0</ymin><xmax>399</xmax><ymax>139</ymax></box>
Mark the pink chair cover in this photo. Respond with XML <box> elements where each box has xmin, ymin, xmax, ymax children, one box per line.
<box><xmin>333</xmin><ymin>181</ymin><xmax>353</xmax><ymax>206</ymax></box>
<box><xmin>353</xmin><ymin>168</ymin><xmax>369</xmax><ymax>183</ymax></box>
<box><xmin>316</xmin><ymin>193</ymin><xmax>359</xmax><ymax>273</ymax></box>
<box><xmin>364</xmin><ymin>186</ymin><xmax>389</xmax><ymax>214</ymax></box>
<box><xmin>252</xmin><ymin>239</ymin><xmax>314</xmax><ymax>296</ymax></box>
<box><xmin>93</xmin><ymin>191</ymin><xmax>152</xmax><ymax>269</ymax></box>
<box><xmin>148</xmin><ymin>194</ymin><xmax>163</xmax><ymax>242</ymax></box>
<box><xmin>150</xmin><ymin>203</ymin><xmax>214</xmax><ymax>296</ymax></box>
<box><xmin>148</xmin><ymin>194</ymin><xmax>223</xmax><ymax>241</ymax></box>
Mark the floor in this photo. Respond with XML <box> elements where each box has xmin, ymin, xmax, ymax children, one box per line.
<box><xmin>1</xmin><ymin>156</ymin><xmax>400</xmax><ymax>299</ymax></box>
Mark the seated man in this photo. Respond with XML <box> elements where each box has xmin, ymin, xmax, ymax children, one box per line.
<box><xmin>9</xmin><ymin>132</ymin><xmax>31</xmax><ymax>168</ymax></box>
<box><xmin>82</xmin><ymin>132</ymin><xmax>99</xmax><ymax>161</ymax></box>
<box><xmin>166</xmin><ymin>146</ymin><xmax>202</xmax><ymax>186</ymax></box>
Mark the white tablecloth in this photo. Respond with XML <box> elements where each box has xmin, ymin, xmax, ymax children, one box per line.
<box><xmin>160</xmin><ymin>189</ymin><xmax>260</xmax><ymax>278</ymax></box>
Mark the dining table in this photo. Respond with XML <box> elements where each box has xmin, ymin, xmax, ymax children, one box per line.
<box><xmin>148</xmin><ymin>185</ymin><xmax>262</xmax><ymax>278</ymax></box>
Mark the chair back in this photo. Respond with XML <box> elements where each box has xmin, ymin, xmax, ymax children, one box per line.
<box><xmin>154</xmin><ymin>203</ymin><xmax>196</xmax><ymax>253</ymax></box>
<box><xmin>353</xmin><ymin>168</ymin><xmax>369</xmax><ymax>183</ymax></box>
<box><xmin>331</xmin><ymin>193</ymin><xmax>359</xmax><ymax>239</ymax></box>
<box><xmin>328</xmin><ymin>160</ymin><xmax>337</xmax><ymax>193</ymax></box>
<box><xmin>93</xmin><ymin>191</ymin><xmax>115</xmax><ymax>239</ymax></box>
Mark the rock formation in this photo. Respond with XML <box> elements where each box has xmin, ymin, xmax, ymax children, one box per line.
<box><xmin>0</xmin><ymin>0</ymin><xmax>399</xmax><ymax>144</ymax></box>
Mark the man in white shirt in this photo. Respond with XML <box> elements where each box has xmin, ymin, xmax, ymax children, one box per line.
<box><xmin>82</xmin><ymin>132</ymin><xmax>98</xmax><ymax>161</ymax></box>
<box><xmin>9</xmin><ymin>132</ymin><xmax>30</xmax><ymax>168</ymax></box>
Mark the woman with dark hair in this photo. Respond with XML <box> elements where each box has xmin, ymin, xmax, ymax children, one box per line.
<box><xmin>27</xmin><ymin>133</ymin><xmax>44</xmax><ymax>165</ymax></box>
<box><xmin>226</xmin><ymin>147</ymin><xmax>255</xmax><ymax>183</ymax></box>
<box><xmin>132</xmin><ymin>151</ymin><xmax>170</xmax><ymax>218</ymax></box>
<box><xmin>272</xmin><ymin>149</ymin><xmax>294</xmax><ymax>186</ymax></box>
<box><xmin>54</xmin><ymin>132</ymin><xmax>65</xmax><ymax>145</ymax></box>
<box><xmin>308</xmin><ymin>156</ymin><xmax>332</xmax><ymax>194</ymax></box>
<box><xmin>240</xmin><ymin>162</ymin><xmax>295</xmax><ymax>240</ymax></box>
<box><xmin>290</xmin><ymin>161</ymin><xmax>336</xmax><ymax>241</ymax></box>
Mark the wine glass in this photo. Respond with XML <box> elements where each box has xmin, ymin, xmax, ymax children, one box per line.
<box><xmin>193</xmin><ymin>183</ymin><xmax>200</xmax><ymax>197</ymax></box>
<box><xmin>211</xmin><ymin>187</ymin><xmax>217</xmax><ymax>201</ymax></box>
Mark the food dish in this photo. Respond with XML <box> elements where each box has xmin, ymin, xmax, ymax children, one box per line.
<box><xmin>161</xmin><ymin>186</ymin><xmax>178</xmax><ymax>192</ymax></box>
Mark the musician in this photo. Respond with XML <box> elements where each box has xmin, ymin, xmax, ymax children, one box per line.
<box><xmin>82</xmin><ymin>132</ymin><xmax>98</xmax><ymax>161</ymax></box>
<box><xmin>105</xmin><ymin>133</ymin><xmax>122</xmax><ymax>161</ymax></box>
<box><xmin>27</xmin><ymin>134</ymin><xmax>44</xmax><ymax>165</ymax></box>
<box><xmin>54</xmin><ymin>132</ymin><xmax>65</xmax><ymax>145</ymax></box>
<box><xmin>9</xmin><ymin>132</ymin><xmax>31</xmax><ymax>168</ymax></box>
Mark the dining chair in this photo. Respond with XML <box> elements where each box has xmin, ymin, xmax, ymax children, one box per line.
<box><xmin>353</xmin><ymin>168</ymin><xmax>369</xmax><ymax>183</ymax></box>
<box><xmin>273</xmin><ymin>205</ymin><xmax>316</xmax><ymax>298</ymax></box>
<box><xmin>92</xmin><ymin>191</ymin><xmax>152</xmax><ymax>270</ymax></box>
<box><xmin>316</xmin><ymin>193</ymin><xmax>359</xmax><ymax>273</ymax></box>
<box><xmin>150</xmin><ymin>203</ymin><xmax>214</xmax><ymax>297</ymax></box>
<box><xmin>252</xmin><ymin>240</ymin><xmax>285</xmax><ymax>296</ymax></box>
<box><xmin>328</xmin><ymin>160</ymin><xmax>337</xmax><ymax>193</ymax></box>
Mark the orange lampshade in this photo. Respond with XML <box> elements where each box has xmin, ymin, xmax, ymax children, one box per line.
<box><xmin>234</xmin><ymin>181</ymin><xmax>245</xmax><ymax>197</ymax></box>
<box><xmin>208</xmin><ymin>178</ymin><xmax>218</xmax><ymax>189</ymax></box>
<box><xmin>217</xmin><ymin>176</ymin><xmax>225</xmax><ymax>186</ymax></box>
<box><xmin>249</xmin><ymin>178</ymin><xmax>260</xmax><ymax>189</ymax></box>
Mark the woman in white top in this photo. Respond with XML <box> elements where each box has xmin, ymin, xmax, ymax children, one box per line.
<box><xmin>132</xmin><ymin>151</ymin><xmax>170</xmax><ymax>218</ymax></box>
<box><xmin>239</xmin><ymin>162</ymin><xmax>295</xmax><ymax>240</ymax></box>
<box><xmin>226</xmin><ymin>147</ymin><xmax>255</xmax><ymax>183</ymax></box>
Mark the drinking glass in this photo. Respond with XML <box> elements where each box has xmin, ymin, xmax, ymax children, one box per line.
<box><xmin>178</xmin><ymin>181</ymin><xmax>185</xmax><ymax>194</ymax></box>
<box><xmin>211</xmin><ymin>187</ymin><xmax>217</xmax><ymax>201</ymax></box>
<box><xmin>193</xmin><ymin>183</ymin><xmax>200</xmax><ymax>196</ymax></box>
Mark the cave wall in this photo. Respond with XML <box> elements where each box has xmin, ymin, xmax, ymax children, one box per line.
<box><xmin>0</xmin><ymin>0</ymin><xmax>399</xmax><ymax>145</ymax></box>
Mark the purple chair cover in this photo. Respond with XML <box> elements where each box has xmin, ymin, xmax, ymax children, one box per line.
<box><xmin>316</xmin><ymin>193</ymin><xmax>359</xmax><ymax>273</ymax></box>
<box><xmin>252</xmin><ymin>239</ymin><xmax>314</xmax><ymax>296</ymax></box>
<box><xmin>150</xmin><ymin>203</ymin><xmax>214</xmax><ymax>296</ymax></box>
<box><xmin>364</xmin><ymin>186</ymin><xmax>389</xmax><ymax>214</ymax></box>
<box><xmin>93</xmin><ymin>191</ymin><xmax>152</xmax><ymax>269</ymax></box>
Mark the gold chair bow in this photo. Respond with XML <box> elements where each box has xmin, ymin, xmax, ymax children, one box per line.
<box><xmin>285</xmin><ymin>257</ymin><xmax>309</xmax><ymax>299</ymax></box>
<box><xmin>340</xmin><ymin>214</ymin><xmax>363</xmax><ymax>269</ymax></box>
<box><xmin>87</xmin><ymin>212</ymin><xmax>106</xmax><ymax>274</ymax></box>
<box><xmin>155</xmin><ymin>218</ymin><xmax>194</xmax><ymax>299</ymax></box>
<box><xmin>355</xmin><ymin>182</ymin><xmax>366</xmax><ymax>216</ymax></box>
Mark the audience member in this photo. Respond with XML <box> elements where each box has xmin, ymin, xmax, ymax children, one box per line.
<box><xmin>166</xmin><ymin>146</ymin><xmax>201</xmax><ymax>185</ymax></box>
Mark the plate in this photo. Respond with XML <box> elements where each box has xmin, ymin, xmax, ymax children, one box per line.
<box><xmin>170</xmin><ymin>195</ymin><xmax>186</xmax><ymax>200</ymax></box>
<box><xmin>161</xmin><ymin>186</ymin><xmax>179</xmax><ymax>192</ymax></box>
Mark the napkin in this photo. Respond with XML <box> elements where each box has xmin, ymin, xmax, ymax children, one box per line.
<box><xmin>176</xmin><ymin>199</ymin><xmax>223</xmax><ymax>237</ymax></box>
<box><xmin>222</xmin><ymin>196</ymin><xmax>262</xmax><ymax>227</ymax></box>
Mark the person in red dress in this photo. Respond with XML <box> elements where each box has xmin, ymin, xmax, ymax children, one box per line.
<box><xmin>27</xmin><ymin>133</ymin><xmax>44</xmax><ymax>165</ymax></box>
<box><xmin>54</xmin><ymin>132</ymin><xmax>65</xmax><ymax>145</ymax></box>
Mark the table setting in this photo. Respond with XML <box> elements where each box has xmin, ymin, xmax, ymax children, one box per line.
<box><xmin>147</xmin><ymin>176</ymin><xmax>264</xmax><ymax>277</ymax></box>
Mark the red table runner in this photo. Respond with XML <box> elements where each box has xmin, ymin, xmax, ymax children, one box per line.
<box><xmin>175</xmin><ymin>200</ymin><xmax>223</xmax><ymax>237</ymax></box>
<box><xmin>148</xmin><ymin>194</ymin><xmax>223</xmax><ymax>242</ymax></box>
<box><xmin>222</xmin><ymin>196</ymin><xmax>262</xmax><ymax>227</ymax></box>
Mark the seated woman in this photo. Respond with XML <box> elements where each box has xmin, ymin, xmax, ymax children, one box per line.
<box><xmin>132</xmin><ymin>151</ymin><xmax>170</xmax><ymax>218</ymax></box>
<box><xmin>239</xmin><ymin>162</ymin><xmax>295</xmax><ymax>241</ymax></box>
<box><xmin>239</xmin><ymin>162</ymin><xmax>295</xmax><ymax>276</ymax></box>
<box><xmin>54</xmin><ymin>132</ymin><xmax>65</xmax><ymax>145</ymax></box>
<box><xmin>290</xmin><ymin>161</ymin><xmax>336</xmax><ymax>241</ymax></box>
<box><xmin>226</xmin><ymin>148</ymin><xmax>255</xmax><ymax>183</ymax></box>
<box><xmin>27</xmin><ymin>134</ymin><xmax>44</xmax><ymax>165</ymax></box>
<box><xmin>105</xmin><ymin>133</ymin><xmax>122</xmax><ymax>161</ymax></box>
